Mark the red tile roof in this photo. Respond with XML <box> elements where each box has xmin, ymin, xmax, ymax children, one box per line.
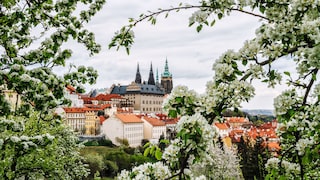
<box><xmin>227</xmin><ymin>117</ymin><xmax>249</xmax><ymax>123</ymax></box>
<box><xmin>93</xmin><ymin>94</ymin><xmax>123</xmax><ymax>101</ymax></box>
<box><xmin>116</xmin><ymin>114</ymin><xmax>143</xmax><ymax>123</ymax></box>
<box><xmin>63</xmin><ymin>107</ymin><xmax>90</xmax><ymax>113</ymax></box>
<box><xmin>143</xmin><ymin>116</ymin><xmax>166</xmax><ymax>126</ymax></box>
<box><xmin>84</xmin><ymin>104</ymin><xmax>111</xmax><ymax>111</ymax></box>
<box><xmin>214</xmin><ymin>123</ymin><xmax>229</xmax><ymax>130</ymax></box>
<box><xmin>262</xmin><ymin>142</ymin><xmax>281</xmax><ymax>151</ymax></box>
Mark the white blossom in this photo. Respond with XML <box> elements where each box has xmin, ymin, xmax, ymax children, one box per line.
<box><xmin>296</xmin><ymin>138</ymin><xmax>314</xmax><ymax>156</ymax></box>
<box><xmin>10</xmin><ymin>136</ymin><xmax>21</xmax><ymax>143</ymax></box>
<box><xmin>189</xmin><ymin>10</ymin><xmax>210</xmax><ymax>24</ymax></box>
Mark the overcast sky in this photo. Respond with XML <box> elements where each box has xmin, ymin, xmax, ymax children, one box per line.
<box><xmin>65</xmin><ymin>0</ymin><xmax>292</xmax><ymax>110</ymax></box>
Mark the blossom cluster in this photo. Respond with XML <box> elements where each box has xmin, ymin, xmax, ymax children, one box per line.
<box><xmin>116</xmin><ymin>162</ymin><xmax>171</xmax><ymax>180</ymax></box>
<box><xmin>117</xmin><ymin>113</ymin><xmax>242</xmax><ymax>179</ymax></box>
<box><xmin>265</xmin><ymin>158</ymin><xmax>300</xmax><ymax>177</ymax></box>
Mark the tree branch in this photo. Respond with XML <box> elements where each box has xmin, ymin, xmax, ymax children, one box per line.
<box><xmin>114</xmin><ymin>4</ymin><xmax>269</xmax><ymax>51</ymax></box>
<box><xmin>303</xmin><ymin>69</ymin><xmax>318</xmax><ymax>105</ymax></box>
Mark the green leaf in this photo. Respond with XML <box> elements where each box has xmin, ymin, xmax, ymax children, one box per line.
<box><xmin>151</xmin><ymin>18</ymin><xmax>156</xmax><ymax>25</ymax></box>
<box><xmin>196</xmin><ymin>24</ymin><xmax>203</xmax><ymax>32</ymax></box>
<box><xmin>155</xmin><ymin>148</ymin><xmax>162</xmax><ymax>160</ymax></box>
<box><xmin>259</xmin><ymin>6</ymin><xmax>266</xmax><ymax>13</ymax></box>
<box><xmin>175</xmin><ymin>97</ymin><xmax>183</xmax><ymax>103</ymax></box>
<box><xmin>242</xmin><ymin>59</ymin><xmax>248</xmax><ymax>66</ymax></box>
<box><xmin>143</xmin><ymin>142</ymin><xmax>150</xmax><ymax>149</ymax></box>
<box><xmin>210</xmin><ymin>19</ymin><xmax>216</xmax><ymax>27</ymax></box>
<box><xmin>150</xmin><ymin>145</ymin><xmax>156</xmax><ymax>155</ymax></box>
<box><xmin>312</xmin><ymin>73</ymin><xmax>317</xmax><ymax>81</ymax></box>
<box><xmin>143</xmin><ymin>147</ymin><xmax>150</xmax><ymax>156</ymax></box>
<box><xmin>195</xmin><ymin>126</ymin><xmax>202</xmax><ymax>136</ymax></box>
<box><xmin>184</xmin><ymin>133</ymin><xmax>189</xmax><ymax>144</ymax></box>
<box><xmin>284</xmin><ymin>71</ymin><xmax>290</xmax><ymax>76</ymax></box>
<box><xmin>168</xmin><ymin>109</ymin><xmax>177</xmax><ymax>118</ymax></box>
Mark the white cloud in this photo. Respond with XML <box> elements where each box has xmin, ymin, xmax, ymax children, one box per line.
<box><xmin>67</xmin><ymin>0</ymin><xmax>289</xmax><ymax>109</ymax></box>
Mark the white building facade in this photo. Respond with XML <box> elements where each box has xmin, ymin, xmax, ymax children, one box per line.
<box><xmin>101</xmin><ymin>114</ymin><xmax>144</xmax><ymax>147</ymax></box>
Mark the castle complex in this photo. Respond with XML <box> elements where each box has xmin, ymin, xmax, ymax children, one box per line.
<box><xmin>110</xmin><ymin>59</ymin><xmax>173</xmax><ymax>113</ymax></box>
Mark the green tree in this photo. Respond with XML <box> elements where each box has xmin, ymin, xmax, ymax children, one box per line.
<box><xmin>0</xmin><ymin>112</ymin><xmax>89</xmax><ymax>179</ymax></box>
<box><xmin>0</xmin><ymin>0</ymin><xmax>106</xmax><ymax>179</ymax></box>
<box><xmin>237</xmin><ymin>136</ymin><xmax>269</xmax><ymax>180</ymax></box>
<box><xmin>0</xmin><ymin>0</ymin><xmax>105</xmax><ymax>116</ymax></box>
<box><xmin>83</xmin><ymin>153</ymin><xmax>105</xmax><ymax>178</ymax></box>
<box><xmin>111</xmin><ymin>0</ymin><xmax>320</xmax><ymax>179</ymax></box>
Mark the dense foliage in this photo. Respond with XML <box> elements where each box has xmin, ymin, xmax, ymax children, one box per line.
<box><xmin>237</xmin><ymin>136</ymin><xmax>270</xmax><ymax>180</ymax></box>
<box><xmin>0</xmin><ymin>0</ymin><xmax>105</xmax><ymax>115</ymax></box>
<box><xmin>111</xmin><ymin>0</ymin><xmax>320</xmax><ymax>179</ymax></box>
<box><xmin>0</xmin><ymin>0</ymin><xmax>106</xmax><ymax>179</ymax></box>
<box><xmin>0</xmin><ymin>112</ymin><xmax>88</xmax><ymax>179</ymax></box>
<box><xmin>81</xmin><ymin>146</ymin><xmax>154</xmax><ymax>179</ymax></box>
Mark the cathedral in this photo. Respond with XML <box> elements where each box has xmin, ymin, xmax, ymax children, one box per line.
<box><xmin>110</xmin><ymin>59</ymin><xmax>173</xmax><ymax>113</ymax></box>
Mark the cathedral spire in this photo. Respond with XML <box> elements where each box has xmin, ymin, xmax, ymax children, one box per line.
<box><xmin>161</xmin><ymin>58</ymin><xmax>173</xmax><ymax>94</ymax></box>
<box><xmin>148</xmin><ymin>62</ymin><xmax>155</xmax><ymax>85</ymax></box>
<box><xmin>162</xmin><ymin>57</ymin><xmax>172</xmax><ymax>77</ymax></box>
<box><xmin>135</xmin><ymin>63</ymin><xmax>141</xmax><ymax>84</ymax></box>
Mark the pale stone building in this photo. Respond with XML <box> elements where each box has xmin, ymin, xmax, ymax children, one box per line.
<box><xmin>65</xmin><ymin>85</ymin><xmax>84</xmax><ymax>107</ymax></box>
<box><xmin>101</xmin><ymin>113</ymin><xmax>144</xmax><ymax>147</ymax></box>
<box><xmin>141</xmin><ymin>116</ymin><xmax>166</xmax><ymax>143</ymax></box>
<box><xmin>213</xmin><ymin>122</ymin><xmax>230</xmax><ymax>138</ymax></box>
<box><xmin>63</xmin><ymin>107</ymin><xmax>86</xmax><ymax>134</ymax></box>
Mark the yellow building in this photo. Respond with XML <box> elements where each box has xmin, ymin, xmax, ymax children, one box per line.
<box><xmin>0</xmin><ymin>85</ymin><xmax>21</xmax><ymax>112</ymax></box>
<box><xmin>85</xmin><ymin>110</ymin><xmax>100</xmax><ymax>135</ymax></box>
<box><xmin>62</xmin><ymin>107</ymin><xmax>103</xmax><ymax>136</ymax></box>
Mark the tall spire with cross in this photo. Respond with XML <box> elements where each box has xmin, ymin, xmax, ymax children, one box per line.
<box><xmin>148</xmin><ymin>62</ymin><xmax>155</xmax><ymax>85</ymax></box>
<box><xmin>161</xmin><ymin>57</ymin><xmax>173</xmax><ymax>93</ymax></box>
<box><xmin>135</xmin><ymin>63</ymin><xmax>141</xmax><ymax>84</ymax></box>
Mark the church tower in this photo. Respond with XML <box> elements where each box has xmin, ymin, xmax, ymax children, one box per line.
<box><xmin>135</xmin><ymin>63</ymin><xmax>142</xmax><ymax>84</ymax></box>
<box><xmin>148</xmin><ymin>62</ymin><xmax>155</xmax><ymax>85</ymax></box>
<box><xmin>161</xmin><ymin>58</ymin><xmax>173</xmax><ymax>94</ymax></box>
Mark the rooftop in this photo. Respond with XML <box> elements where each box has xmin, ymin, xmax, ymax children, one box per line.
<box><xmin>115</xmin><ymin>114</ymin><xmax>143</xmax><ymax>123</ymax></box>
<box><xmin>143</xmin><ymin>116</ymin><xmax>166</xmax><ymax>126</ymax></box>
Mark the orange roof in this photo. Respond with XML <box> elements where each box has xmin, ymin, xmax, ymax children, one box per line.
<box><xmin>214</xmin><ymin>123</ymin><xmax>229</xmax><ymax>130</ymax></box>
<box><xmin>246</xmin><ymin>126</ymin><xmax>278</xmax><ymax>140</ymax></box>
<box><xmin>93</xmin><ymin>94</ymin><xmax>123</xmax><ymax>101</ymax></box>
<box><xmin>230</xmin><ymin>129</ymin><xmax>244</xmax><ymax>134</ymax></box>
<box><xmin>227</xmin><ymin>117</ymin><xmax>249</xmax><ymax>123</ymax></box>
<box><xmin>84</xmin><ymin>104</ymin><xmax>111</xmax><ymax>111</ymax></box>
<box><xmin>262</xmin><ymin>142</ymin><xmax>281</xmax><ymax>151</ymax></box>
<box><xmin>63</xmin><ymin>107</ymin><xmax>90</xmax><ymax>113</ymax></box>
<box><xmin>164</xmin><ymin>118</ymin><xmax>179</xmax><ymax>125</ymax></box>
<box><xmin>116</xmin><ymin>114</ymin><xmax>143</xmax><ymax>123</ymax></box>
<box><xmin>143</xmin><ymin>116</ymin><xmax>166</xmax><ymax>126</ymax></box>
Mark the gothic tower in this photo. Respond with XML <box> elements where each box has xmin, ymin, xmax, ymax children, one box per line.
<box><xmin>161</xmin><ymin>58</ymin><xmax>173</xmax><ymax>94</ymax></box>
<box><xmin>148</xmin><ymin>62</ymin><xmax>155</xmax><ymax>85</ymax></box>
<box><xmin>135</xmin><ymin>63</ymin><xmax>141</xmax><ymax>84</ymax></box>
